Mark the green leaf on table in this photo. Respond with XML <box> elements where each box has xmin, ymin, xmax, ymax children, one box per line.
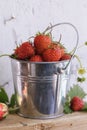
<box><xmin>64</xmin><ymin>104</ymin><xmax>73</xmax><ymax>114</ymax></box>
<box><xmin>67</xmin><ymin>84</ymin><xmax>86</xmax><ymax>99</ymax></box>
<box><xmin>0</xmin><ymin>87</ymin><xmax>9</xmax><ymax>104</ymax></box>
<box><xmin>63</xmin><ymin>97</ymin><xmax>73</xmax><ymax>114</ymax></box>
<box><xmin>9</xmin><ymin>106</ymin><xmax>19</xmax><ymax>114</ymax></box>
<box><xmin>9</xmin><ymin>94</ymin><xmax>17</xmax><ymax>107</ymax></box>
<box><xmin>9</xmin><ymin>93</ymin><xmax>19</xmax><ymax>114</ymax></box>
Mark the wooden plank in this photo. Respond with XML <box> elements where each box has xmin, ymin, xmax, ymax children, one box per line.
<box><xmin>0</xmin><ymin>112</ymin><xmax>87</xmax><ymax>130</ymax></box>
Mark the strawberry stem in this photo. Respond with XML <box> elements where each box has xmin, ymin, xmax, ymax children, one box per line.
<box><xmin>28</xmin><ymin>36</ymin><xmax>35</xmax><ymax>40</ymax></box>
<box><xmin>43</xmin><ymin>26</ymin><xmax>50</xmax><ymax>34</ymax></box>
<box><xmin>74</xmin><ymin>55</ymin><xmax>82</xmax><ymax>68</ymax></box>
<box><xmin>0</xmin><ymin>54</ymin><xmax>10</xmax><ymax>58</ymax></box>
<box><xmin>43</xmin><ymin>23</ymin><xmax>53</xmax><ymax>35</ymax></box>
<box><xmin>58</xmin><ymin>34</ymin><xmax>62</xmax><ymax>43</ymax></box>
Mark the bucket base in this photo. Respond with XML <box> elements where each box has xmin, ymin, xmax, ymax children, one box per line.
<box><xmin>17</xmin><ymin>112</ymin><xmax>64</xmax><ymax>119</ymax></box>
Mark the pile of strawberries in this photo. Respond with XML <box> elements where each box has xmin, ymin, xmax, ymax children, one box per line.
<box><xmin>13</xmin><ymin>33</ymin><xmax>71</xmax><ymax>62</ymax></box>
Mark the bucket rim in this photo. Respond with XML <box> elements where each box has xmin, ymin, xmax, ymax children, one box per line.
<box><xmin>10</xmin><ymin>57</ymin><xmax>70</xmax><ymax>64</ymax></box>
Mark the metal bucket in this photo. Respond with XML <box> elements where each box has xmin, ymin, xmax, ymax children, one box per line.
<box><xmin>11</xmin><ymin>22</ymin><xmax>79</xmax><ymax>119</ymax></box>
<box><xmin>11</xmin><ymin>59</ymin><xmax>71</xmax><ymax>119</ymax></box>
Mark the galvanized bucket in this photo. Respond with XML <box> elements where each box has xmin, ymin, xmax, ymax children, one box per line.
<box><xmin>11</xmin><ymin>23</ymin><xmax>79</xmax><ymax>119</ymax></box>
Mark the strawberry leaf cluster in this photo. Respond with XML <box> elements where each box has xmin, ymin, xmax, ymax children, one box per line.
<box><xmin>0</xmin><ymin>87</ymin><xmax>18</xmax><ymax>114</ymax></box>
<box><xmin>64</xmin><ymin>84</ymin><xmax>87</xmax><ymax>114</ymax></box>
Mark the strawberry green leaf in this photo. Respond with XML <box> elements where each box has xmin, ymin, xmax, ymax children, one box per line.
<box><xmin>9</xmin><ymin>106</ymin><xmax>19</xmax><ymax>114</ymax></box>
<box><xmin>63</xmin><ymin>103</ymin><xmax>73</xmax><ymax>114</ymax></box>
<box><xmin>9</xmin><ymin>94</ymin><xmax>17</xmax><ymax>108</ymax></box>
<box><xmin>77</xmin><ymin>77</ymin><xmax>86</xmax><ymax>83</ymax></box>
<box><xmin>10</xmin><ymin>54</ymin><xmax>17</xmax><ymax>59</ymax></box>
<box><xmin>63</xmin><ymin>97</ymin><xmax>73</xmax><ymax>114</ymax></box>
<box><xmin>81</xmin><ymin>102</ymin><xmax>87</xmax><ymax>111</ymax></box>
<box><xmin>0</xmin><ymin>87</ymin><xmax>9</xmax><ymax>104</ymax></box>
<box><xmin>36</xmin><ymin>32</ymin><xmax>42</xmax><ymax>35</ymax></box>
<box><xmin>85</xmin><ymin>41</ymin><xmax>87</xmax><ymax>46</ymax></box>
<box><xmin>67</xmin><ymin>84</ymin><xmax>86</xmax><ymax>99</ymax></box>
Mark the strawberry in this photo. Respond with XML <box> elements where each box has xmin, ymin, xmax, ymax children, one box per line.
<box><xmin>0</xmin><ymin>111</ymin><xmax>4</xmax><ymax>120</ymax></box>
<box><xmin>60</xmin><ymin>48</ymin><xmax>65</xmax><ymax>57</ymax></box>
<box><xmin>42</xmin><ymin>48</ymin><xmax>61</xmax><ymax>62</ymax></box>
<box><xmin>50</xmin><ymin>42</ymin><xmax>65</xmax><ymax>57</ymax></box>
<box><xmin>30</xmin><ymin>55</ymin><xmax>43</xmax><ymax>62</ymax></box>
<box><xmin>70</xmin><ymin>96</ymin><xmax>84</xmax><ymax>111</ymax></box>
<box><xmin>0</xmin><ymin>103</ymin><xmax>8</xmax><ymax>120</ymax></box>
<box><xmin>59</xmin><ymin>44</ymin><xmax>65</xmax><ymax>57</ymax></box>
<box><xmin>14</xmin><ymin>42</ymin><xmax>35</xmax><ymax>60</ymax></box>
<box><xmin>50</xmin><ymin>42</ymin><xmax>60</xmax><ymax>49</ymax></box>
<box><xmin>60</xmin><ymin>53</ymin><xmax>71</xmax><ymax>61</ymax></box>
<box><xmin>34</xmin><ymin>34</ymin><xmax>52</xmax><ymax>54</ymax></box>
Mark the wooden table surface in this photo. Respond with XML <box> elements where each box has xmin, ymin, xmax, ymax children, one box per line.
<box><xmin>0</xmin><ymin>112</ymin><xmax>87</xmax><ymax>130</ymax></box>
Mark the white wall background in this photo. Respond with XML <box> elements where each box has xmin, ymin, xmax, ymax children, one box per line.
<box><xmin>0</xmin><ymin>0</ymin><xmax>87</xmax><ymax>97</ymax></box>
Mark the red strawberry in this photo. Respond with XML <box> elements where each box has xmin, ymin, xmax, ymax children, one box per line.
<box><xmin>42</xmin><ymin>48</ymin><xmax>61</xmax><ymax>62</ymax></box>
<box><xmin>0</xmin><ymin>103</ymin><xmax>8</xmax><ymax>120</ymax></box>
<box><xmin>50</xmin><ymin>42</ymin><xmax>65</xmax><ymax>57</ymax></box>
<box><xmin>30</xmin><ymin>55</ymin><xmax>43</xmax><ymax>62</ymax></box>
<box><xmin>34</xmin><ymin>34</ymin><xmax>52</xmax><ymax>54</ymax></box>
<box><xmin>0</xmin><ymin>103</ymin><xmax>3</xmax><ymax>111</ymax></box>
<box><xmin>60</xmin><ymin>53</ymin><xmax>71</xmax><ymax>61</ymax></box>
<box><xmin>0</xmin><ymin>111</ymin><xmax>4</xmax><ymax>120</ymax></box>
<box><xmin>59</xmin><ymin>44</ymin><xmax>65</xmax><ymax>57</ymax></box>
<box><xmin>70</xmin><ymin>96</ymin><xmax>84</xmax><ymax>111</ymax></box>
<box><xmin>60</xmin><ymin>48</ymin><xmax>65</xmax><ymax>57</ymax></box>
<box><xmin>50</xmin><ymin>42</ymin><xmax>60</xmax><ymax>49</ymax></box>
<box><xmin>14</xmin><ymin>42</ymin><xmax>35</xmax><ymax>59</ymax></box>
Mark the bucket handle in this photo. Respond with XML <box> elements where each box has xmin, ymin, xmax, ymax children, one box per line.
<box><xmin>43</xmin><ymin>22</ymin><xmax>79</xmax><ymax>74</ymax></box>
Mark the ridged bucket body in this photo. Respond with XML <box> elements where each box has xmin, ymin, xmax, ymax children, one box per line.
<box><xmin>11</xmin><ymin>58</ymin><xmax>71</xmax><ymax>119</ymax></box>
